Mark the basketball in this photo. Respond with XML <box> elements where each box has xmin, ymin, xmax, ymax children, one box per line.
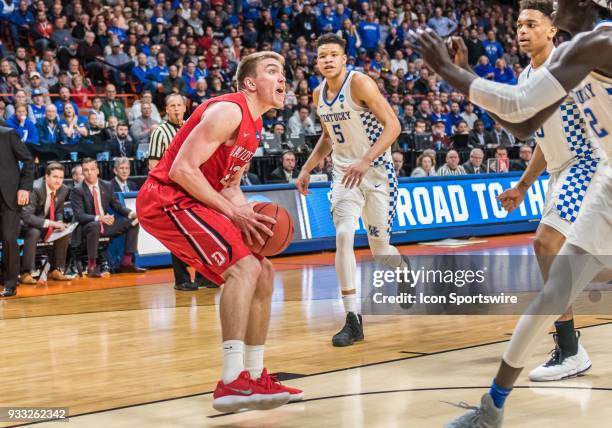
<box><xmin>246</xmin><ymin>202</ymin><xmax>294</xmax><ymax>257</ymax></box>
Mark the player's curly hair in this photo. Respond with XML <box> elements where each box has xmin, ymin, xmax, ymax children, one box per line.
<box><xmin>519</xmin><ymin>0</ymin><xmax>554</xmax><ymax>18</ymax></box>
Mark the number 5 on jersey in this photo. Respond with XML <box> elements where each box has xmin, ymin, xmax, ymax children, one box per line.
<box><xmin>332</xmin><ymin>124</ymin><xmax>345</xmax><ymax>144</ymax></box>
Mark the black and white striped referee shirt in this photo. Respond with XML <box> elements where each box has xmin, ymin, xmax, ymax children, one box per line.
<box><xmin>147</xmin><ymin>120</ymin><xmax>180</xmax><ymax>161</ymax></box>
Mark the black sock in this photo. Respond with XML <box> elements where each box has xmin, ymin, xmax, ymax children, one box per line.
<box><xmin>555</xmin><ymin>319</ymin><xmax>578</xmax><ymax>356</ymax></box>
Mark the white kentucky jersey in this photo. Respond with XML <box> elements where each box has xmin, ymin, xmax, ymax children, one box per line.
<box><xmin>317</xmin><ymin>70</ymin><xmax>391</xmax><ymax>172</ymax></box>
<box><xmin>519</xmin><ymin>47</ymin><xmax>604</xmax><ymax>172</ymax></box>
<box><xmin>569</xmin><ymin>21</ymin><xmax>612</xmax><ymax>158</ymax></box>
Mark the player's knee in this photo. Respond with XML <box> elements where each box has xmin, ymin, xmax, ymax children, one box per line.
<box><xmin>335</xmin><ymin>224</ymin><xmax>354</xmax><ymax>250</ymax></box>
<box><xmin>368</xmin><ymin>239</ymin><xmax>391</xmax><ymax>256</ymax></box>
<box><xmin>258</xmin><ymin>258</ymin><xmax>274</xmax><ymax>281</ymax></box>
<box><xmin>231</xmin><ymin>255</ymin><xmax>262</xmax><ymax>284</ymax></box>
<box><xmin>255</xmin><ymin>258</ymin><xmax>274</xmax><ymax>297</ymax></box>
<box><xmin>533</xmin><ymin>234</ymin><xmax>558</xmax><ymax>257</ymax></box>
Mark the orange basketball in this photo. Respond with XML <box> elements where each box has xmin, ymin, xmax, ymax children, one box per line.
<box><xmin>245</xmin><ymin>202</ymin><xmax>294</xmax><ymax>257</ymax></box>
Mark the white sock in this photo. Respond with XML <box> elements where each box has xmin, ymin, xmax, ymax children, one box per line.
<box><xmin>222</xmin><ymin>340</ymin><xmax>244</xmax><ymax>384</ymax></box>
<box><xmin>245</xmin><ymin>345</ymin><xmax>265</xmax><ymax>379</ymax></box>
<box><xmin>342</xmin><ymin>292</ymin><xmax>359</xmax><ymax>315</ymax></box>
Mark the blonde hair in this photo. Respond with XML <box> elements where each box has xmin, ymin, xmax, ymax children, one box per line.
<box><xmin>236</xmin><ymin>51</ymin><xmax>285</xmax><ymax>90</ymax></box>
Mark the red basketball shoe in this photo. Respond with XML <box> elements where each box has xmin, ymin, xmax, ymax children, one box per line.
<box><xmin>212</xmin><ymin>370</ymin><xmax>290</xmax><ymax>412</ymax></box>
<box><xmin>256</xmin><ymin>369</ymin><xmax>304</xmax><ymax>402</ymax></box>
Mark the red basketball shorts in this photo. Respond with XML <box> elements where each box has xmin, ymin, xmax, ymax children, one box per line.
<box><xmin>136</xmin><ymin>180</ymin><xmax>261</xmax><ymax>285</ymax></box>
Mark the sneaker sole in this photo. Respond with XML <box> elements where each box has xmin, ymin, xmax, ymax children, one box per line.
<box><xmin>288</xmin><ymin>392</ymin><xmax>304</xmax><ymax>402</ymax></box>
<box><xmin>528</xmin><ymin>361</ymin><xmax>592</xmax><ymax>382</ymax></box>
<box><xmin>213</xmin><ymin>393</ymin><xmax>290</xmax><ymax>413</ymax></box>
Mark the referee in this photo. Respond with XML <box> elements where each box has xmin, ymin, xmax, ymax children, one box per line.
<box><xmin>147</xmin><ymin>94</ymin><xmax>217</xmax><ymax>290</ymax></box>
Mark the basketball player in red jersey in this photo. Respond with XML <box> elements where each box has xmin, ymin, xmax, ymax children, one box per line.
<box><xmin>137</xmin><ymin>52</ymin><xmax>303</xmax><ymax>412</ymax></box>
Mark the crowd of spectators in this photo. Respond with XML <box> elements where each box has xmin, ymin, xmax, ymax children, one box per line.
<box><xmin>0</xmin><ymin>0</ymin><xmax>543</xmax><ymax>184</ymax></box>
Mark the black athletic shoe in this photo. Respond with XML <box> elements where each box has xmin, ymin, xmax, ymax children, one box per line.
<box><xmin>397</xmin><ymin>255</ymin><xmax>416</xmax><ymax>309</ymax></box>
<box><xmin>174</xmin><ymin>281</ymin><xmax>198</xmax><ymax>291</ymax></box>
<box><xmin>195</xmin><ymin>277</ymin><xmax>220</xmax><ymax>289</ymax></box>
<box><xmin>332</xmin><ymin>312</ymin><xmax>364</xmax><ymax>347</ymax></box>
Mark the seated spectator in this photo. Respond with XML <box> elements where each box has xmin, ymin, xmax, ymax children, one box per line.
<box><xmin>491</xmin><ymin>146</ymin><xmax>511</xmax><ymax>172</ymax></box>
<box><xmin>431</xmin><ymin>119</ymin><xmax>452</xmax><ymax>150</ymax></box>
<box><xmin>89</xmin><ymin>97</ymin><xmax>106</xmax><ymax>126</ymax></box>
<box><xmin>182</xmin><ymin>61</ymin><xmax>198</xmax><ymax>95</ymax></box>
<box><xmin>105</xmin><ymin>40</ymin><xmax>134</xmax><ymax>91</ymax></box>
<box><xmin>437</xmin><ymin>150</ymin><xmax>466</xmax><ymax>176</ymax></box>
<box><xmin>106</xmin><ymin>115</ymin><xmax>119</xmax><ymax>141</ymax></box>
<box><xmin>130</xmin><ymin>102</ymin><xmax>159</xmax><ymax>146</ymax></box>
<box><xmin>71</xmin><ymin>165</ymin><xmax>84</xmax><ymax>187</ymax></box>
<box><xmin>468</xmin><ymin>120</ymin><xmax>494</xmax><ymax>148</ymax></box>
<box><xmin>474</xmin><ymin>55</ymin><xmax>495</xmax><ymax>80</ymax></box>
<box><xmin>20</xmin><ymin>162</ymin><xmax>72</xmax><ymax>283</ymax></box>
<box><xmin>76</xmin><ymin>31</ymin><xmax>104</xmax><ymax>85</ymax></box>
<box><xmin>491</xmin><ymin>122</ymin><xmax>515</xmax><ymax>148</ymax></box>
<box><xmin>60</xmin><ymin>103</ymin><xmax>88</xmax><ymax>145</ymax></box>
<box><xmin>460</xmin><ymin>102</ymin><xmax>479</xmax><ymax>130</ymax></box>
<box><xmin>26</xmin><ymin>71</ymin><xmax>48</xmax><ymax>98</ymax></box>
<box><xmin>70</xmin><ymin>74</ymin><xmax>95</xmax><ymax>110</ymax></box>
<box><xmin>452</xmin><ymin>121</ymin><xmax>470</xmax><ymax>148</ymax></box>
<box><xmin>37</xmin><ymin>104</ymin><xmax>65</xmax><ymax>145</ymax></box>
<box><xmin>240</xmin><ymin>161</ymin><xmax>261</xmax><ymax>186</ymax></box>
<box><xmin>7</xmin><ymin>89</ymin><xmax>35</xmax><ymax>120</ymax></box>
<box><xmin>189</xmin><ymin>79</ymin><xmax>209</xmax><ymax>109</ymax></box>
<box><xmin>446</xmin><ymin>102</ymin><xmax>463</xmax><ymax>134</ymax></box>
<box><xmin>54</xmin><ymin>86</ymin><xmax>79</xmax><ymax>117</ymax></box>
<box><xmin>411</xmin><ymin>153</ymin><xmax>437</xmax><ymax>177</ymax></box>
<box><xmin>70</xmin><ymin>158</ymin><xmax>143</xmax><ymax>277</ymax></box>
<box><xmin>30</xmin><ymin>89</ymin><xmax>47</xmax><ymax>123</ymax></box>
<box><xmin>129</xmin><ymin>91</ymin><xmax>162</xmax><ymax>123</ymax></box>
<box><xmin>7</xmin><ymin>104</ymin><xmax>38</xmax><ymax>145</ymax></box>
<box><xmin>111</xmin><ymin>157</ymin><xmax>138</xmax><ymax>192</ymax></box>
<box><xmin>392</xmin><ymin>150</ymin><xmax>407</xmax><ymax>177</ymax></box>
<box><xmin>288</xmin><ymin>106</ymin><xmax>316</xmax><ymax>137</ymax></box>
<box><xmin>462</xmin><ymin>148</ymin><xmax>486</xmax><ymax>174</ymax></box>
<box><xmin>110</xmin><ymin>122</ymin><xmax>136</xmax><ymax>158</ymax></box>
<box><xmin>131</xmin><ymin>53</ymin><xmax>155</xmax><ymax>93</ymax></box>
<box><xmin>101</xmin><ymin>84</ymin><xmax>128</xmax><ymax>124</ymax></box>
<box><xmin>511</xmin><ymin>144</ymin><xmax>533</xmax><ymax>171</ymax></box>
<box><xmin>85</xmin><ymin>112</ymin><xmax>111</xmax><ymax>145</ymax></box>
<box><xmin>269</xmin><ymin>150</ymin><xmax>299</xmax><ymax>183</ymax></box>
<box><xmin>494</xmin><ymin>58</ymin><xmax>517</xmax><ymax>84</ymax></box>
<box><xmin>310</xmin><ymin>157</ymin><xmax>333</xmax><ymax>181</ymax></box>
<box><xmin>162</xmin><ymin>64</ymin><xmax>187</xmax><ymax>96</ymax></box>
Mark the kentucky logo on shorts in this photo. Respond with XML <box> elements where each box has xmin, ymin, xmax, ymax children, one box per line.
<box><xmin>368</xmin><ymin>225</ymin><xmax>380</xmax><ymax>238</ymax></box>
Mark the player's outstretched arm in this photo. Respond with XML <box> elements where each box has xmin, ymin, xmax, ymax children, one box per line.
<box><xmin>411</xmin><ymin>30</ymin><xmax>568</xmax><ymax>124</ymax></box>
<box><xmin>296</xmin><ymin>89</ymin><xmax>333</xmax><ymax>196</ymax></box>
<box><xmin>448</xmin><ymin>36</ymin><xmax>564</xmax><ymax>139</ymax></box>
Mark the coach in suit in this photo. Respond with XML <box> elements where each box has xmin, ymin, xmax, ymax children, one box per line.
<box><xmin>70</xmin><ymin>158</ymin><xmax>145</xmax><ymax>277</ymax></box>
<box><xmin>111</xmin><ymin>157</ymin><xmax>139</xmax><ymax>193</ymax></box>
<box><xmin>462</xmin><ymin>148</ymin><xmax>487</xmax><ymax>174</ymax></box>
<box><xmin>269</xmin><ymin>150</ymin><xmax>299</xmax><ymax>183</ymax></box>
<box><xmin>0</xmin><ymin>122</ymin><xmax>35</xmax><ymax>297</ymax></box>
<box><xmin>109</xmin><ymin>122</ymin><xmax>137</xmax><ymax>158</ymax></box>
<box><xmin>21</xmin><ymin>163</ymin><xmax>72</xmax><ymax>283</ymax></box>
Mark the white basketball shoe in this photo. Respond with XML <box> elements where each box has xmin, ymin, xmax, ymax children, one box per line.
<box><xmin>528</xmin><ymin>332</ymin><xmax>592</xmax><ymax>382</ymax></box>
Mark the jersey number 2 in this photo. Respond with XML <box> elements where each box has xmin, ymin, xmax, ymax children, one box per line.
<box><xmin>332</xmin><ymin>124</ymin><xmax>345</xmax><ymax>144</ymax></box>
<box><xmin>584</xmin><ymin>108</ymin><xmax>609</xmax><ymax>139</ymax></box>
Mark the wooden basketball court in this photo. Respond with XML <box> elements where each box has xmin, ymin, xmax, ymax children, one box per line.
<box><xmin>1</xmin><ymin>233</ymin><xmax>611</xmax><ymax>427</ymax></box>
